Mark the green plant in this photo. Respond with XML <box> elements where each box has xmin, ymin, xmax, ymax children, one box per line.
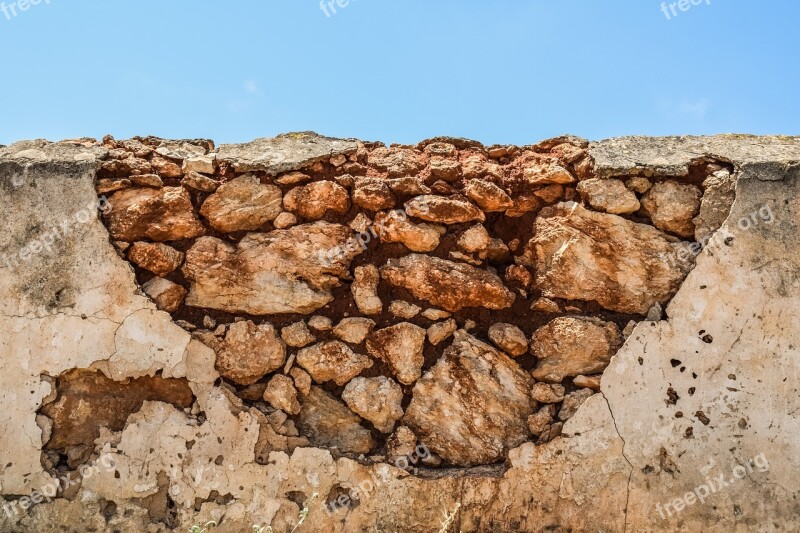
<box><xmin>188</xmin><ymin>520</ymin><xmax>217</xmax><ymax>533</ymax></box>
<box><xmin>252</xmin><ymin>526</ymin><xmax>273</xmax><ymax>533</ymax></box>
<box><xmin>289</xmin><ymin>492</ymin><xmax>319</xmax><ymax>533</ymax></box>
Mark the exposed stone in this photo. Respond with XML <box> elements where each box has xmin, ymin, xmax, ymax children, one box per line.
<box><xmin>381</xmin><ymin>254</ymin><xmax>515</xmax><ymax>312</ymax></box>
<box><xmin>386</xmin><ymin>176</ymin><xmax>431</xmax><ymax>196</ymax></box>
<box><xmin>263</xmin><ymin>375</ymin><xmax>301</xmax><ymax>415</ymax></box>
<box><xmin>150</xmin><ymin>155</ymin><xmax>183</xmax><ymax>178</ymax></box>
<box><xmin>374</xmin><ymin>211</ymin><xmax>445</xmax><ymax>252</ymax></box>
<box><xmin>505</xmin><ymin>193</ymin><xmax>542</xmax><ymax>217</ymax></box>
<box><xmin>127</xmin><ymin>242</ymin><xmax>184</xmax><ymax>276</ymax></box>
<box><xmin>272</xmin><ymin>211</ymin><xmax>297</xmax><ymax>229</ymax></box>
<box><xmin>342</xmin><ymin>377</ymin><xmax>404</xmax><ymax>433</ymax></box>
<box><xmin>465</xmin><ymin>179</ymin><xmax>514</xmax><ymax>212</ymax></box>
<box><xmin>487</xmin><ymin>323</ymin><xmax>528</xmax><ymax>356</ymax></box>
<box><xmin>283</xmin><ymin>181</ymin><xmax>350</xmax><ymax>220</ymax></box>
<box><xmin>104</xmin><ymin>187</ymin><xmax>206</xmax><ymax>242</ymax></box>
<box><xmin>366</xmin><ymin>323</ymin><xmax>426</xmax><ymax>385</ymax></box>
<box><xmin>276</xmin><ymin>171</ymin><xmax>311</xmax><ymax>185</ymax></box>
<box><xmin>524</xmin><ymin>202</ymin><xmax>693</xmax><ymax>314</ymax></box>
<box><xmin>296</xmin><ymin>341</ymin><xmax>373</xmax><ymax>386</ymax></box>
<box><xmin>333</xmin><ymin>317</ymin><xmax>375</xmax><ymax>344</ymax></box>
<box><xmin>389</xmin><ymin>300</ymin><xmax>422</xmax><ymax>319</ymax></box>
<box><xmin>368</xmin><ymin>147</ymin><xmax>427</xmax><ymax>178</ymax></box>
<box><xmin>423</xmin><ymin>141</ymin><xmax>457</xmax><ymax>157</ymax></box>
<box><xmin>40</xmin><ymin>370</ymin><xmax>193</xmax><ymax>449</ymax></box>
<box><xmin>353</xmin><ymin>177</ymin><xmax>396</xmax><ymax>211</ymax></box>
<box><xmin>386</xmin><ymin>426</ymin><xmax>417</xmax><ymax>461</ymax></box>
<box><xmin>200</xmin><ymin>175</ymin><xmax>283</xmax><ymax>232</ymax></box>
<box><xmin>461</xmin><ymin>153</ymin><xmax>504</xmax><ymax>180</ymax></box>
<box><xmin>576</xmin><ymin>178</ymin><xmax>641</xmax><ymax>214</ymax></box>
<box><xmin>533</xmin><ymin>184</ymin><xmax>564</xmax><ymax>204</ymax></box>
<box><xmin>521</xmin><ymin>155</ymin><xmax>575</xmax><ymax>185</ymax></box>
<box><xmin>196</xmin><ymin>320</ymin><xmax>286</xmax><ymax>385</ymax></box>
<box><xmin>505</xmin><ymin>265</ymin><xmax>532</xmax><ymax>289</ymax></box>
<box><xmin>427</xmin><ymin>319</ymin><xmax>457</xmax><ymax>346</ymax></box>
<box><xmin>421</xmin><ymin>308</ymin><xmax>451</xmax><ymax>320</ymax></box>
<box><xmin>289</xmin><ymin>367</ymin><xmax>312</xmax><ymax>396</ymax></box>
<box><xmin>626</xmin><ymin>176</ymin><xmax>652</xmax><ymax>194</ymax></box>
<box><xmin>694</xmin><ymin>169</ymin><xmax>736</xmax><ymax>242</ymax></box>
<box><xmin>308</xmin><ymin>315</ymin><xmax>333</xmax><ymax>331</ymax></box>
<box><xmin>531</xmin><ymin>383</ymin><xmax>566</xmax><ymax>404</ymax></box>
<box><xmin>559</xmin><ymin>388</ymin><xmax>595</xmax><ymax>421</ymax></box>
<box><xmin>352</xmin><ymin>264</ymin><xmax>383</xmax><ymax>315</ymax></box>
<box><xmin>96</xmin><ymin>178</ymin><xmax>131</xmax><ymax>194</ymax></box>
<box><xmin>531</xmin><ymin>317</ymin><xmax>622</xmax><ymax>383</ymax></box>
<box><xmin>182</xmin><ymin>155</ymin><xmax>215</xmax><ymax>175</ymax></box>
<box><xmin>280</xmin><ymin>321</ymin><xmax>316</xmax><ymax>348</ymax></box>
<box><xmin>531</xmin><ymin>297</ymin><xmax>562</xmax><ymax>313</ymax></box>
<box><xmin>641</xmin><ymin>180</ymin><xmax>702</xmax><ymax>238</ymax></box>
<box><xmin>129</xmin><ymin>173</ymin><xmax>163</xmax><ymax>188</ymax></box>
<box><xmin>142</xmin><ymin>277</ymin><xmax>186</xmax><ymax>313</ymax></box>
<box><xmin>574</xmin><ymin>374</ymin><xmax>602</xmax><ymax>391</ymax></box>
<box><xmin>429</xmin><ymin>156</ymin><xmax>461</xmax><ymax>181</ymax></box>
<box><xmin>405</xmin><ymin>195</ymin><xmax>485</xmax><ymax>225</ymax></box>
<box><xmin>217</xmin><ymin>133</ymin><xmax>358</xmax><ymax>174</ymax></box>
<box><xmin>183</xmin><ymin>222</ymin><xmax>361</xmax><ymax>315</ymax></box>
<box><xmin>457</xmin><ymin>224</ymin><xmax>491</xmax><ymax>253</ymax></box>
<box><xmin>296</xmin><ymin>387</ymin><xmax>375</xmax><ymax>454</ymax></box>
<box><xmin>527</xmin><ymin>405</ymin><xmax>557</xmax><ymax>437</ymax></box>
<box><xmin>181</xmin><ymin>170</ymin><xmax>219</xmax><ymax>192</ymax></box>
<box><xmin>348</xmin><ymin>212</ymin><xmax>373</xmax><ymax>233</ymax></box>
<box><xmin>404</xmin><ymin>332</ymin><xmax>534</xmax><ymax>466</ymax></box>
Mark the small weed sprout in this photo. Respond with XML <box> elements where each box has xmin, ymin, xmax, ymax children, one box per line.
<box><xmin>252</xmin><ymin>526</ymin><xmax>273</xmax><ymax>533</ymax></box>
<box><xmin>437</xmin><ymin>502</ymin><xmax>461</xmax><ymax>533</ymax></box>
<box><xmin>188</xmin><ymin>520</ymin><xmax>217</xmax><ymax>533</ymax></box>
<box><xmin>289</xmin><ymin>492</ymin><xmax>319</xmax><ymax>533</ymax></box>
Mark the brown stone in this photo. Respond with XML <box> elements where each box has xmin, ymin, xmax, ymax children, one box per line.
<box><xmin>531</xmin><ymin>317</ymin><xmax>622</xmax><ymax>383</ymax></box>
<box><xmin>375</xmin><ymin>211</ymin><xmax>445</xmax><ymax>252</ymax></box>
<box><xmin>487</xmin><ymin>323</ymin><xmax>528</xmax><ymax>356</ymax></box>
<box><xmin>40</xmin><ymin>369</ymin><xmax>193</xmax><ymax>449</ymax></box>
<box><xmin>341</xmin><ymin>376</ymin><xmax>404</xmax><ymax>433</ymax></box>
<box><xmin>196</xmin><ymin>320</ymin><xmax>286</xmax><ymax>386</ymax></box>
<box><xmin>181</xmin><ymin>171</ymin><xmax>219</xmax><ymax>193</ymax></box>
<box><xmin>263</xmin><ymin>375</ymin><xmax>301</xmax><ymax>415</ymax></box>
<box><xmin>464</xmin><ymin>179</ymin><xmax>514</xmax><ymax>212</ymax></box>
<box><xmin>142</xmin><ymin>277</ymin><xmax>186</xmax><ymax>313</ymax></box>
<box><xmin>296</xmin><ymin>387</ymin><xmax>375</xmax><ymax>454</ymax></box>
<box><xmin>352</xmin><ymin>264</ymin><xmax>383</xmax><ymax>315</ymax></box>
<box><xmin>577</xmin><ymin>178</ymin><xmax>641</xmax><ymax>214</ymax></box>
<box><xmin>296</xmin><ymin>341</ymin><xmax>373</xmax><ymax>386</ymax></box>
<box><xmin>381</xmin><ymin>254</ymin><xmax>515</xmax><ymax>313</ymax></box>
<box><xmin>283</xmin><ymin>181</ymin><xmax>350</xmax><ymax>220</ymax></box>
<box><xmin>199</xmin><ymin>176</ymin><xmax>282</xmax><ymax>232</ymax></box>
<box><xmin>403</xmin><ymin>332</ymin><xmax>534</xmax><ymax>466</ymax></box>
<box><xmin>641</xmin><ymin>180</ymin><xmax>702</xmax><ymax>238</ymax></box>
<box><xmin>523</xmin><ymin>202</ymin><xmax>692</xmax><ymax>314</ymax></box>
<box><xmin>128</xmin><ymin>242</ymin><xmax>184</xmax><ymax>276</ymax></box>
<box><xmin>353</xmin><ymin>177</ymin><xmax>396</xmax><ymax>211</ymax></box>
<box><xmin>183</xmin><ymin>222</ymin><xmax>362</xmax><ymax>315</ymax></box>
<box><xmin>368</xmin><ymin>147</ymin><xmax>427</xmax><ymax>178</ymax></box>
<box><xmin>366</xmin><ymin>323</ymin><xmax>426</xmax><ymax>385</ymax></box>
<box><xmin>405</xmin><ymin>195</ymin><xmax>485</xmax><ymax>224</ymax></box>
<box><xmin>104</xmin><ymin>187</ymin><xmax>206</xmax><ymax>242</ymax></box>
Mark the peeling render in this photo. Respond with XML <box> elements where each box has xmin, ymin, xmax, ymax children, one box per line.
<box><xmin>1</xmin><ymin>134</ymin><xmax>799</xmax><ymax>531</ymax></box>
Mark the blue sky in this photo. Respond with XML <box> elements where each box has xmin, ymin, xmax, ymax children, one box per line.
<box><xmin>0</xmin><ymin>1</ymin><xmax>797</xmax><ymax>146</ymax></box>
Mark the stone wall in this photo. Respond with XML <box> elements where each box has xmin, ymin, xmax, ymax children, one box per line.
<box><xmin>0</xmin><ymin>133</ymin><xmax>798</xmax><ymax>532</ymax></box>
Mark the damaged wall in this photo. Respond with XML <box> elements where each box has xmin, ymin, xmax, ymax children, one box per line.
<box><xmin>0</xmin><ymin>133</ymin><xmax>799</xmax><ymax>532</ymax></box>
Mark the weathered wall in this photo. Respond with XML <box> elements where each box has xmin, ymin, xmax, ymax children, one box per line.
<box><xmin>0</xmin><ymin>134</ymin><xmax>799</xmax><ymax>532</ymax></box>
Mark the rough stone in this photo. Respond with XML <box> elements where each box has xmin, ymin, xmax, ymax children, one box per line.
<box><xmin>388</xmin><ymin>300</ymin><xmax>422</xmax><ymax>319</ymax></box>
<box><xmin>531</xmin><ymin>317</ymin><xmax>622</xmax><ymax>383</ymax></box>
<box><xmin>375</xmin><ymin>211</ymin><xmax>445</xmax><ymax>252</ymax></box>
<box><xmin>524</xmin><ymin>202</ymin><xmax>692</xmax><ymax>314</ymax></box>
<box><xmin>694</xmin><ymin>169</ymin><xmax>736</xmax><ymax>242</ymax></box>
<box><xmin>559</xmin><ymin>388</ymin><xmax>595</xmax><ymax>421</ymax></box>
<box><xmin>457</xmin><ymin>224</ymin><xmax>491</xmax><ymax>253</ymax></box>
<box><xmin>332</xmin><ymin>317</ymin><xmax>375</xmax><ymax>344</ymax></box>
<box><xmin>283</xmin><ymin>180</ymin><xmax>350</xmax><ymax>220</ymax></box>
<box><xmin>200</xmin><ymin>175</ymin><xmax>283</xmax><ymax>232</ymax></box>
<box><xmin>530</xmin><ymin>382</ymin><xmax>566</xmax><ymax>404</ymax></box>
<box><xmin>296</xmin><ymin>341</ymin><xmax>373</xmax><ymax>386</ymax></box>
<box><xmin>381</xmin><ymin>254</ymin><xmax>515</xmax><ymax>312</ymax></box>
<box><xmin>341</xmin><ymin>376</ymin><xmax>404</xmax><ymax>433</ymax></box>
<box><xmin>405</xmin><ymin>195</ymin><xmax>485</xmax><ymax>224</ymax></box>
<box><xmin>641</xmin><ymin>180</ymin><xmax>702</xmax><ymax>238</ymax></box>
<box><xmin>352</xmin><ymin>264</ymin><xmax>383</xmax><ymax>315</ymax></box>
<box><xmin>353</xmin><ymin>177</ymin><xmax>397</xmax><ymax>211</ymax></box>
<box><xmin>142</xmin><ymin>277</ymin><xmax>186</xmax><ymax>312</ymax></box>
<box><xmin>196</xmin><ymin>320</ymin><xmax>286</xmax><ymax>386</ymax></box>
<box><xmin>487</xmin><ymin>323</ymin><xmax>528</xmax><ymax>356</ymax></box>
<box><xmin>366</xmin><ymin>323</ymin><xmax>426</xmax><ymax>385</ymax></box>
<box><xmin>183</xmin><ymin>222</ymin><xmax>361</xmax><ymax>315</ymax></box>
<box><xmin>427</xmin><ymin>319</ymin><xmax>457</xmax><ymax>346</ymax></box>
<box><xmin>104</xmin><ymin>186</ymin><xmax>206</xmax><ymax>242</ymax></box>
<box><xmin>527</xmin><ymin>405</ymin><xmax>557</xmax><ymax>436</ymax></box>
<box><xmin>296</xmin><ymin>387</ymin><xmax>375</xmax><ymax>454</ymax></box>
<box><xmin>464</xmin><ymin>179</ymin><xmax>514</xmax><ymax>212</ymax></box>
<box><xmin>576</xmin><ymin>178</ymin><xmax>641</xmax><ymax>214</ymax></box>
<box><xmin>263</xmin><ymin>374</ymin><xmax>301</xmax><ymax>415</ymax></box>
<box><xmin>181</xmin><ymin>170</ymin><xmax>219</xmax><ymax>193</ymax></box>
<box><xmin>127</xmin><ymin>242</ymin><xmax>184</xmax><ymax>276</ymax></box>
<box><xmin>217</xmin><ymin>133</ymin><xmax>358</xmax><ymax>174</ymax></box>
<box><xmin>280</xmin><ymin>321</ymin><xmax>316</xmax><ymax>348</ymax></box>
<box><xmin>404</xmin><ymin>331</ymin><xmax>534</xmax><ymax>466</ymax></box>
